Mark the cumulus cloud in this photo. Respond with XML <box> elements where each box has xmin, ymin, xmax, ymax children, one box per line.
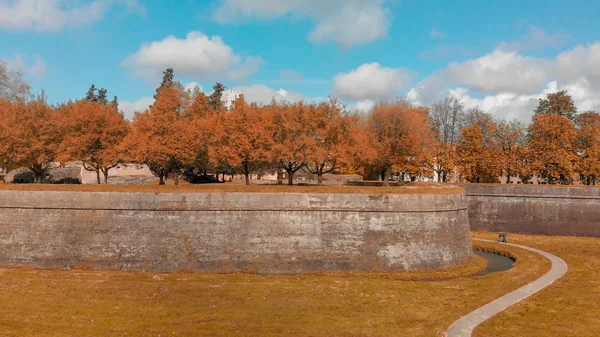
<box><xmin>408</xmin><ymin>42</ymin><xmax>600</xmax><ymax>123</ymax></box>
<box><xmin>333</xmin><ymin>62</ymin><xmax>414</xmax><ymax>100</ymax></box>
<box><xmin>447</xmin><ymin>50</ymin><xmax>551</xmax><ymax>95</ymax></box>
<box><xmin>232</xmin><ymin>84</ymin><xmax>303</xmax><ymax>105</ymax></box>
<box><xmin>3</xmin><ymin>53</ymin><xmax>49</xmax><ymax>78</ymax></box>
<box><xmin>184</xmin><ymin>81</ymin><xmax>203</xmax><ymax>93</ymax></box>
<box><xmin>212</xmin><ymin>0</ymin><xmax>390</xmax><ymax>48</ymax></box>
<box><xmin>122</xmin><ymin>31</ymin><xmax>264</xmax><ymax>82</ymax></box>
<box><xmin>119</xmin><ymin>96</ymin><xmax>154</xmax><ymax>120</ymax></box>
<box><xmin>0</xmin><ymin>0</ymin><xmax>144</xmax><ymax>32</ymax></box>
<box><xmin>351</xmin><ymin>99</ymin><xmax>376</xmax><ymax>113</ymax></box>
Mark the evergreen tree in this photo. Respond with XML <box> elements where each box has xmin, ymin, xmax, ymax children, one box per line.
<box><xmin>110</xmin><ymin>96</ymin><xmax>119</xmax><ymax>112</ymax></box>
<box><xmin>85</xmin><ymin>84</ymin><xmax>98</xmax><ymax>102</ymax></box>
<box><xmin>97</xmin><ymin>88</ymin><xmax>108</xmax><ymax>105</ymax></box>
<box><xmin>154</xmin><ymin>68</ymin><xmax>174</xmax><ymax>99</ymax></box>
<box><xmin>208</xmin><ymin>82</ymin><xmax>225</xmax><ymax>112</ymax></box>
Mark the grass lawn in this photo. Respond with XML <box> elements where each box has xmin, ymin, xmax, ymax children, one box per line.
<box><xmin>473</xmin><ymin>231</ymin><xmax>600</xmax><ymax>337</ymax></box>
<box><xmin>0</xmin><ymin>236</ymin><xmax>555</xmax><ymax>337</ymax></box>
<box><xmin>0</xmin><ymin>182</ymin><xmax>464</xmax><ymax>194</ymax></box>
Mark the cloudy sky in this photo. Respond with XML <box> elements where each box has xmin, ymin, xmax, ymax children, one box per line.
<box><xmin>1</xmin><ymin>0</ymin><xmax>599</xmax><ymax>122</ymax></box>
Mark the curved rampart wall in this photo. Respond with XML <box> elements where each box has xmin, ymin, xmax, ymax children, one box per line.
<box><xmin>463</xmin><ymin>184</ymin><xmax>600</xmax><ymax>237</ymax></box>
<box><xmin>0</xmin><ymin>190</ymin><xmax>472</xmax><ymax>273</ymax></box>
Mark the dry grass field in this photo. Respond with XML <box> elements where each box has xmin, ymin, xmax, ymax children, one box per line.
<box><xmin>0</xmin><ymin>237</ymin><xmax>555</xmax><ymax>337</ymax></box>
<box><xmin>472</xmin><ymin>232</ymin><xmax>600</xmax><ymax>337</ymax></box>
<box><xmin>0</xmin><ymin>181</ymin><xmax>464</xmax><ymax>194</ymax></box>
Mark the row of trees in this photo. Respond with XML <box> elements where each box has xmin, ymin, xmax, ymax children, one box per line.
<box><xmin>1</xmin><ymin>68</ymin><xmax>599</xmax><ymax>185</ymax></box>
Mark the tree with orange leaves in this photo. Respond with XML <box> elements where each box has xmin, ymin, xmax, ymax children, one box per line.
<box><xmin>303</xmin><ymin>99</ymin><xmax>357</xmax><ymax>185</ymax></box>
<box><xmin>494</xmin><ymin>120</ymin><xmax>527</xmax><ymax>183</ymax></box>
<box><xmin>124</xmin><ymin>73</ymin><xmax>199</xmax><ymax>185</ymax></box>
<box><xmin>367</xmin><ymin>100</ymin><xmax>436</xmax><ymax>185</ymax></box>
<box><xmin>268</xmin><ymin>101</ymin><xmax>311</xmax><ymax>185</ymax></box>
<box><xmin>0</xmin><ymin>95</ymin><xmax>62</xmax><ymax>182</ymax></box>
<box><xmin>59</xmin><ymin>100</ymin><xmax>130</xmax><ymax>184</ymax></box>
<box><xmin>528</xmin><ymin>113</ymin><xmax>577</xmax><ymax>184</ymax></box>
<box><xmin>211</xmin><ymin>95</ymin><xmax>273</xmax><ymax>185</ymax></box>
<box><xmin>456</xmin><ymin>125</ymin><xmax>500</xmax><ymax>183</ymax></box>
<box><xmin>575</xmin><ymin>111</ymin><xmax>600</xmax><ymax>185</ymax></box>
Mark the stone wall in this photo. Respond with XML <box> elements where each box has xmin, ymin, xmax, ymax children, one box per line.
<box><xmin>463</xmin><ymin>184</ymin><xmax>600</xmax><ymax>237</ymax></box>
<box><xmin>0</xmin><ymin>190</ymin><xmax>472</xmax><ymax>273</ymax></box>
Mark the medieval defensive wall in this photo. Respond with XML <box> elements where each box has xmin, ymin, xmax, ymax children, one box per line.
<box><xmin>463</xmin><ymin>184</ymin><xmax>600</xmax><ymax>237</ymax></box>
<box><xmin>0</xmin><ymin>188</ymin><xmax>472</xmax><ymax>273</ymax></box>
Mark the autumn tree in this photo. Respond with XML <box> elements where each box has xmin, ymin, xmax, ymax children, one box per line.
<box><xmin>456</xmin><ymin>125</ymin><xmax>500</xmax><ymax>183</ymax></box>
<box><xmin>527</xmin><ymin>114</ymin><xmax>577</xmax><ymax>184</ymax></box>
<box><xmin>367</xmin><ymin>100</ymin><xmax>436</xmax><ymax>186</ymax></box>
<box><xmin>303</xmin><ymin>99</ymin><xmax>357</xmax><ymax>185</ymax></box>
<box><xmin>124</xmin><ymin>70</ymin><xmax>199</xmax><ymax>185</ymax></box>
<box><xmin>211</xmin><ymin>95</ymin><xmax>273</xmax><ymax>185</ymax></box>
<box><xmin>494</xmin><ymin>120</ymin><xmax>527</xmax><ymax>183</ymax></box>
<box><xmin>268</xmin><ymin>101</ymin><xmax>311</xmax><ymax>185</ymax></box>
<box><xmin>0</xmin><ymin>97</ymin><xmax>62</xmax><ymax>182</ymax></box>
<box><xmin>534</xmin><ymin>90</ymin><xmax>577</xmax><ymax>120</ymax></box>
<box><xmin>59</xmin><ymin>100</ymin><xmax>129</xmax><ymax>184</ymax></box>
<box><xmin>575</xmin><ymin>111</ymin><xmax>600</xmax><ymax>185</ymax></box>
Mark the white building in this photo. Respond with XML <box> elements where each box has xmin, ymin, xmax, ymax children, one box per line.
<box><xmin>221</xmin><ymin>89</ymin><xmax>241</xmax><ymax>109</ymax></box>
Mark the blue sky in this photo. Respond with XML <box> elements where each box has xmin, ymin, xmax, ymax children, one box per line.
<box><xmin>1</xmin><ymin>0</ymin><xmax>600</xmax><ymax>122</ymax></box>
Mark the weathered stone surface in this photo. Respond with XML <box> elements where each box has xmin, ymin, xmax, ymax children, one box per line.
<box><xmin>0</xmin><ymin>190</ymin><xmax>472</xmax><ymax>273</ymax></box>
<box><xmin>463</xmin><ymin>184</ymin><xmax>600</xmax><ymax>237</ymax></box>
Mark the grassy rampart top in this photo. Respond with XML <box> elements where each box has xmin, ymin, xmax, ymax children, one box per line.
<box><xmin>0</xmin><ymin>182</ymin><xmax>464</xmax><ymax>194</ymax></box>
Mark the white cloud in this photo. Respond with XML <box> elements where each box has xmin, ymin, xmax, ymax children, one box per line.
<box><xmin>447</xmin><ymin>50</ymin><xmax>550</xmax><ymax>95</ymax></box>
<box><xmin>184</xmin><ymin>81</ymin><xmax>203</xmax><ymax>93</ymax></box>
<box><xmin>3</xmin><ymin>53</ymin><xmax>49</xmax><ymax>78</ymax></box>
<box><xmin>212</xmin><ymin>0</ymin><xmax>390</xmax><ymax>48</ymax></box>
<box><xmin>232</xmin><ymin>84</ymin><xmax>303</xmax><ymax>105</ymax></box>
<box><xmin>351</xmin><ymin>99</ymin><xmax>376</xmax><ymax>113</ymax></box>
<box><xmin>122</xmin><ymin>31</ymin><xmax>264</xmax><ymax>82</ymax></box>
<box><xmin>554</xmin><ymin>42</ymin><xmax>600</xmax><ymax>85</ymax></box>
<box><xmin>0</xmin><ymin>0</ymin><xmax>144</xmax><ymax>32</ymax></box>
<box><xmin>119</xmin><ymin>96</ymin><xmax>154</xmax><ymax>120</ymax></box>
<box><xmin>408</xmin><ymin>42</ymin><xmax>600</xmax><ymax>123</ymax></box>
<box><xmin>333</xmin><ymin>62</ymin><xmax>413</xmax><ymax>100</ymax></box>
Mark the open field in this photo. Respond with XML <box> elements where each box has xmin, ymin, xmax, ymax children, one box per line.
<box><xmin>0</xmin><ymin>181</ymin><xmax>464</xmax><ymax>194</ymax></box>
<box><xmin>473</xmin><ymin>232</ymin><xmax>600</xmax><ymax>337</ymax></box>
<box><xmin>0</xmin><ymin>237</ymin><xmax>552</xmax><ymax>337</ymax></box>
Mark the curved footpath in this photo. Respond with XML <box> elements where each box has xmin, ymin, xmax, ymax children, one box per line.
<box><xmin>447</xmin><ymin>238</ymin><xmax>568</xmax><ymax>337</ymax></box>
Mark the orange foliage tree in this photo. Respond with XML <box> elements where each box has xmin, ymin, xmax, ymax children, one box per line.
<box><xmin>575</xmin><ymin>111</ymin><xmax>600</xmax><ymax>185</ymax></box>
<box><xmin>367</xmin><ymin>100</ymin><xmax>436</xmax><ymax>185</ymax></box>
<box><xmin>527</xmin><ymin>114</ymin><xmax>577</xmax><ymax>184</ymax></box>
<box><xmin>0</xmin><ymin>97</ymin><xmax>61</xmax><ymax>182</ymax></box>
<box><xmin>211</xmin><ymin>96</ymin><xmax>273</xmax><ymax>185</ymax></box>
<box><xmin>268</xmin><ymin>102</ymin><xmax>311</xmax><ymax>185</ymax></box>
<box><xmin>303</xmin><ymin>100</ymin><xmax>358</xmax><ymax>185</ymax></box>
<box><xmin>124</xmin><ymin>85</ymin><xmax>199</xmax><ymax>185</ymax></box>
<box><xmin>59</xmin><ymin>100</ymin><xmax>129</xmax><ymax>184</ymax></box>
<box><xmin>494</xmin><ymin>120</ymin><xmax>527</xmax><ymax>183</ymax></box>
<box><xmin>456</xmin><ymin>125</ymin><xmax>500</xmax><ymax>183</ymax></box>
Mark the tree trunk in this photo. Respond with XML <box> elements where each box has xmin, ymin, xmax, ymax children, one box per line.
<box><xmin>244</xmin><ymin>173</ymin><xmax>250</xmax><ymax>185</ymax></box>
<box><xmin>317</xmin><ymin>173</ymin><xmax>323</xmax><ymax>185</ymax></box>
<box><xmin>103</xmin><ymin>169</ymin><xmax>109</xmax><ymax>184</ymax></box>
<box><xmin>287</xmin><ymin>172</ymin><xmax>294</xmax><ymax>186</ymax></box>
<box><xmin>159</xmin><ymin>174</ymin><xmax>165</xmax><ymax>185</ymax></box>
<box><xmin>382</xmin><ymin>166</ymin><xmax>391</xmax><ymax>187</ymax></box>
<box><xmin>506</xmin><ymin>168</ymin><xmax>511</xmax><ymax>184</ymax></box>
<box><xmin>174</xmin><ymin>173</ymin><xmax>180</xmax><ymax>186</ymax></box>
<box><xmin>276</xmin><ymin>169</ymin><xmax>284</xmax><ymax>185</ymax></box>
<box><xmin>96</xmin><ymin>169</ymin><xmax>101</xmax><ymax>184</ymax></box>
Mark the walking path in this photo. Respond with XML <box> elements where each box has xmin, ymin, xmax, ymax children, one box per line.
<box><xmin>446</xmin><ymin>238</ymin><xmax>568</xmax><ymax>337</ymax></box>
